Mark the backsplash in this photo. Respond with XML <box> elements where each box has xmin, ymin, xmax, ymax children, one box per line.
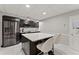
<box><xmin>20</xmin><ymin>27</ymin><xmax>40</xmax><ymax>33</ymax></box>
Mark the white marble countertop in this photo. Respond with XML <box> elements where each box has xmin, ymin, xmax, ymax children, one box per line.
<box><xmin>22</xmin><ymin>33</ymin><xmax>54</xmax><ymax>42</ymax></box>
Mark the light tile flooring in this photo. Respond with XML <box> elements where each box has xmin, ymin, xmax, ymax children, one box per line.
<box><xmin>1</xmin><ymin>43</ymin><xmax>79</xmax><ymax>55</ymax></box>
<box><xmin>54</xmin><ymin>44</ymin><xmax>79</xmax><ymax>55</ymax></box>
<box><xmin>0</xmin><ymin>43</ymin><xmax>25</xmax><ymax>55</ymax></box>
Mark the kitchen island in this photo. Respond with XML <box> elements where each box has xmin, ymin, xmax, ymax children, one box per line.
<box><xmin>21</xmin><ymin>33</ymin><xmax>54</xmax><ymax>55</ymax></box>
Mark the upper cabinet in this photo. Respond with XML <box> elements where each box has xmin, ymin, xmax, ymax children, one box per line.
<box><xmin>26</xmin><ymin>20</ymin><xmax>39</xmax><ymax>28</ymax></box>
<box><xmin>20</xmin><ymin>19</ymin><xmax>25</xmax><ymax>27</ymax></box>
<box><xmin>20</xmin><ymin>19</ymin><xmax>39</xmax><ymax>28</ymax></box>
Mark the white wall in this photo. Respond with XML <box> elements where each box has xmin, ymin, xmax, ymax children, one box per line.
<box><xmin>40</xmin><ymin>9</ymin><xmax>79</xmax><ymax>34</ymax></box>
<box><xmin>40</xmin><ymin>15</ymin><xmax>69</xmax><ymax>45</ymax></box>
<box><xmin>40</xmin><ymin>15</ymin><xmax>69</xmax><ymax>34</ymax></box>
<box><xmin>39</xmin><ymin>10</ymin><xmax>79</xmax><ymax>45</ymax></box>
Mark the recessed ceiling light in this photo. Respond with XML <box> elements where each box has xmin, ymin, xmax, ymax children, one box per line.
<box><xmin>25</xmin><ymin>4</ymin><xmax>30</xmax><ymax>8</ymax></box>
<box><xmin>42</xmin><ymin>12</ymin><xmax>47</xmax><ymax>15</ymax></box>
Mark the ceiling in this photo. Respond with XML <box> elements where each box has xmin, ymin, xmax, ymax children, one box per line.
<box><xmin>0</xmin><ymin>4</ymin><xmax>79</xmax><ymax>21</ymax></box>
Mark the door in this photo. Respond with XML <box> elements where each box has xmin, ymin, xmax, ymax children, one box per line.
<box><xmin>69</xmin><ymin>14</ymin><xmax>79</xmax><ymax>51</ymax></box>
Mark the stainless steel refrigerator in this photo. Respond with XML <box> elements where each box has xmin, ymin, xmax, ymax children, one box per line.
<box><xmin>2</xmin><ymin>15</ymin><xmax>20</xmax><ymax>47</ymax></box>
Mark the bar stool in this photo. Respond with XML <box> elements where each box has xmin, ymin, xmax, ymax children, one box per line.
<box><xmin>37</xmin><ymin>33</ymin><xmax>61</xmax><ymax>55</ymax></box>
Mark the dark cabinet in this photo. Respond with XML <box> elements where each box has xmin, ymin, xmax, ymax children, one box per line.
<box><xmin>20</xmin><ymin>19</ymin><xmax>25</xmax><ymax>27</ymax></box>
<box><xmin>20</xmin><ymin>19</ymin><xmax>39</xmax><ymax>28</ymax></box>
<box><xmin>27</xmin><ymin>20</ymin><xmax>39</xmax><ymax>28</ymax></box>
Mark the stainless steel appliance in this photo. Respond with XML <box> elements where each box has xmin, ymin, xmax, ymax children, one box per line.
<box><xmin>2</xmin><ymin>15</ymin><xmax>20</xmax><ymax>47</ymax></box>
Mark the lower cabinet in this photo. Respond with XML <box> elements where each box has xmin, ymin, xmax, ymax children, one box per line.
<box><xmin>21</xmin><ymin>35</ymin><xmax>44</xmax><ymax>55</ymax></box>
<box><xmin>22</xmin><ymin>42</ymin><xmax>30</xmax><ymax>55</ymax></box>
